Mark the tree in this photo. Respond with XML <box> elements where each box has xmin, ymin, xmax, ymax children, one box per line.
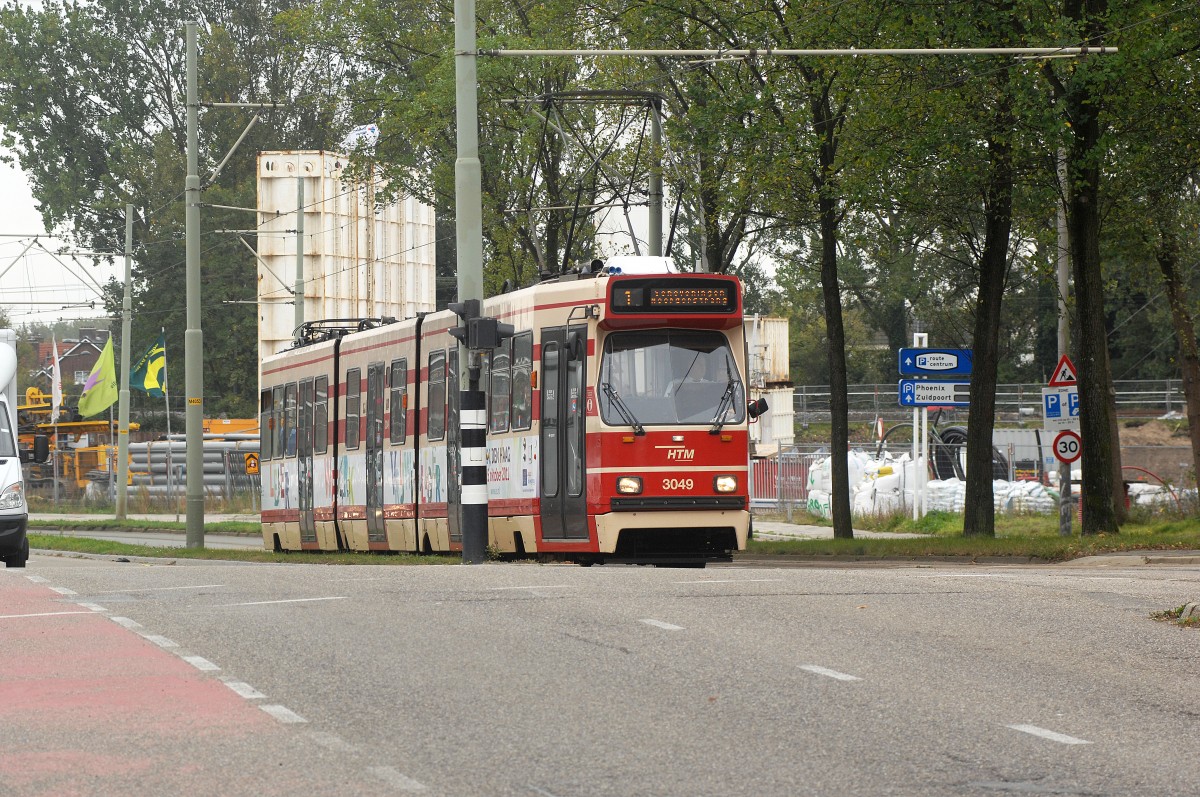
<box><xmin>0</xmin><ymin>1</ymin><xmax>350</xmax><ymax>418</ymax></box>
<box><xmin>1039</xmin><ymin>0</ymin><xmax>1123</xmax><ymax>532</ymax></box>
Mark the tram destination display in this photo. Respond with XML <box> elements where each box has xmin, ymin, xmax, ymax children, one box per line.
<box><xmin>609</xmin><ymin>277</ymin><xmax>738</xmax><ymax>314</ymax></box>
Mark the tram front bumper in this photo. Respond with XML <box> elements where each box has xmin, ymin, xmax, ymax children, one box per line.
<box><xmin>594</xmin><ymin>509</ymin><xmax>749</xmax><ymax>561</ymax></box>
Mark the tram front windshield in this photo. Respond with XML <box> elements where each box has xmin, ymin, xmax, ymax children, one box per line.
<box><xmin>599</xmin><ymin>330</ymin><xmax>746</xmax><ymax>426</ymax></box>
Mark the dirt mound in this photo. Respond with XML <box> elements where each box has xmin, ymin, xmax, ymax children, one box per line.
<box><xmin>1119</xmin><ymin>419</ymin><xmax>1191</xmax><ymax>446</ymax></box>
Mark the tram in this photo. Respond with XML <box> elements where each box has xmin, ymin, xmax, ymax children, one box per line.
<box><xmin>259</xmin><ymin>257</ymin><xmax>766</xmax><ymax>565</ymax></box>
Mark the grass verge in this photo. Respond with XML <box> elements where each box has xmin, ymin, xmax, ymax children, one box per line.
<box><xmin>750</xmin><ymin>509</ymin><xmax>1200</xmax><ymax>562</ymax></box>
<box><xmin>29</xmin><ymin>518</ymin><xmax>261</xmax><ymax>535</ymax></box>
<box><xmin>27</xmin><ymin>533</ymin><xmax>449</xmax><ymax>565</ymax></box>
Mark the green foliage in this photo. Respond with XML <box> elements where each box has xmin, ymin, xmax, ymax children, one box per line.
<box><xmin>0</xmin><ymin>1</ymin><xmax>349</xmax><ymax>418</ymax></box>
<box><xmin>2</xmin><ymin>0</ymin><xmax>1199</xmax><ymax>437</ymax></box>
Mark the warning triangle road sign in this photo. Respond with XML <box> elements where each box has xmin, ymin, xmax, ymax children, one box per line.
<box><xmin>1048</xmin><ymin>354</ymin><xmax>1078</xmax><ymax>386</ymax></box>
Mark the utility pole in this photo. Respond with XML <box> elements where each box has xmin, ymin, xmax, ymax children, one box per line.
<box><xmin>295</xmin><ymin>176</ymin><xmax>304</xmax><ymax>332</ymax></box>
<box><xmin>649</xmin><ymin>97</ymin><xmax>662</xmax><ymax>257</ymax></box>
<box><xmin>116</xmin><ymin>204</ymin><xmax>133</xmax><ymax>519</ymax></box>
<box><xmin>184</xmin><ymin>21</ymin><xmax>205</xmax><ymax>548</ymax></box>
<box><xmin>1057</xmin><ymin>151</ymin><xmax>1072</xmax><ymax>537</ymax></box>
<box><xmin>454</xmin><ymin>0</ymin><xmax>487</xmax><ymax>563</ymax></box>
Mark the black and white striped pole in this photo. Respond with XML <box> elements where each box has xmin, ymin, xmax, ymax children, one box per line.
<box><xmin>460</xmin><ymin>361</ymin><xmax>488</xmax><ymax>564</ymax></box>
<box><xmin>450</xmin><ymin>300</ymin><xmax>513</xmax><ymax>564</ymax></box>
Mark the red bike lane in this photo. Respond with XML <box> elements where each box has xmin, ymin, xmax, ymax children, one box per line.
<box><xmin>0</xmin><ymin>572</ymin><xmax>376</xmax><ymax>796</ymax></box>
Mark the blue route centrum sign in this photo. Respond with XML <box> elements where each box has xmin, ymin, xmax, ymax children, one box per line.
<box><xmin>898</xmin><ymin>348</ymin><xmax>974</xmax><ymax>377</ymax></box>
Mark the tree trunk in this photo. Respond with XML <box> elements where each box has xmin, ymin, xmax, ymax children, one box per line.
<box><xmin>809</xmin><ymin>84</ymin><xmax>853</xmax><ymax>539</ymax></box>
<box><xmin>963</xmin><ymin>94</ymin><xmax>1015</xmax><ymax>538</ymax></box>
<box><xmin>1154</xmin><ymin>221</ymin><xmax>1200</xmax><ymax>492</ymax></box>
<box><xmin>1063</xmin><ymin>0</ymin><xmax>1121</xmax><ymax>534</ymax></box>
<box><xmin>1068</xmin><ymin>122</ymin><xmax>1121</xmax><ymax>534</ymax></box>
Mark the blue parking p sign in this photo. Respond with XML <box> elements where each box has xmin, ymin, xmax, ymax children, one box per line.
<box><xmin>1042</xmin><ymin>386</ymin><xmax>1080</xmax><ymax>431</ymax></box>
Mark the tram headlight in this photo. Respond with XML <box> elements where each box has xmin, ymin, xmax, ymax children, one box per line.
<box><xmin>616</xmin><ymin>476</ymin><xmax>643</xmax><ymax>494</ymax></box>
<box><xmin>713</xmin><ymin>475</ymin><xmax>738</xmax><ymax>494</ymax></box>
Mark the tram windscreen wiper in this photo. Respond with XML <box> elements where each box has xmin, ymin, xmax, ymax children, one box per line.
<box><xmin>709</xmin><ymin>371</ymin><xmax>741</xmax><ymax>435</ymax></box>
<box><xmin>601</xmin><ymin>382</ymin><xmax>645</xmax><ymax>436</ymax></box>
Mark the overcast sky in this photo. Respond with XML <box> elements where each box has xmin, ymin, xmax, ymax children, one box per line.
<box><xmin>0</xmin><ymin>157</ymin><xmax>119</xmax><ymax>328</ymax></box>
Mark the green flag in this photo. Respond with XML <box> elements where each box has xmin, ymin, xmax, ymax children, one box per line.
<box><xmin>78</xmin><ymin>336</ymin><xmax>118</xmax><ymax>418</ymax></box>
<box><xmin>130</xmin><ymin>334</ymin><xmax>167</xmax><ymax>398</ymax></box>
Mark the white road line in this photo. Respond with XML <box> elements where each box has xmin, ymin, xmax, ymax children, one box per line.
<box><xmin>49</xmin><ymin>586</ymin><xmax>77</xmax><ymax>595</ymax></box>
<box><xmin>260</xmin><ymin>704</ymin><xmax>307</xmax><ymax>724</ymax></box>
<box><xmin>98</xmin><ymin>584</ymin><xmax>226</xmax><ymax>593</ymax></box>
<box><xmin>140</xmin><ymin>634</ymin><xmax>178</xmax><ymax>648</ymax></box>
<box><xmin>1007</xmin><ymin>724</ymin><xmax>1092</xmax><ymax>745</ymax></box>
<box><xmin>25</xmin><ymin>575</ymin><xmax>48</xmax><ymax>583</ymax></box>
<box><xmin>76</xmin><ymin>602</ymin><xmax>107</xmax><ymax>612</ymax></box>
<box><xmin>800</xmin><ymin>665</ymin><xmax>862</xmax><ymax>682</ymax></box>
<box><xmin>488</xmin><ymin>585</ymin><xmax>570</xmax><ymax>591</ymax></box>
<box><xmin>221</xmin><ymin>679</ymin><xmax>266</xmax><ymax>700</ymax></box>
<box><xmin>640</xmin><ymin>619</ymin><xmax>684</xmax><ymax>631</ymax></box>
<box><xmin>181</xmin><ymin>655</ymin><xmax>220</xmax><ymax>672</ymax></box>
<box><xmin>367</xmin><ymin>766</ymin><xmax>428</xmax><ymax>792</ymax></box>
<box><xmin>218</xmin><ymin>596</ymin><xmax>348</xmax><ymax>607</ymax></box>
<box><xmin>110</xmin><ymin>616</ymin><xmax>143</xmax><ymax>629</ymax></box>
<box><xmin>0</xmin><ymin>610</ymin><xmax>93</xmax><ymax>620</ymax></box>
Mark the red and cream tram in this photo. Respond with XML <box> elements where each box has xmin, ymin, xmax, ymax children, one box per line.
<box><xmin>260</xmin><ymin>258</ymin><xmax>763</xmax><ymax>565</ymax></box>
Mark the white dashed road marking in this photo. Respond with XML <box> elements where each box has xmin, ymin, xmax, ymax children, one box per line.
<box><xmin>221</xmin><ymin>679</ymin><xmax>267</xmax><ymax>700</ymax></box>
<box><xmin>307</xmin><ymin>731</ymin><xmax>357</xmax><ymax>753</ymax></box>
<box><xmin>260</xmin><ymin>704</ymin><xmax>307</xmax><ymax>724</ymax></box>
<box><xmin>218</xmin><ymin>597</ymin><xmax>348</xmax><ymax>607</ymax></box>
<box><xmin>76</xmin><ymin>602</ymin><xmax>107</xmax><ymax>612</ymax></box>
<box><xmin>140</xmin><ymin>634</ymin><xmax>178</xmax><ymax>648</ymax></box>
<box><xmin>25</xmin><ymin>575</ymin><xmax>48</xmax><ymax>583</ymax></box>
<box><xmin>1007</xmin><ymin>724</ymin><xmax>1092</xmax><ymax>745</ymax></box>
<box><xmin>640</xmin><ymin>619</ymin><xmax>684</xmax><ymax>631</ymax></box>
<box><xmin>488</xmin><ymin>585</ymin><xmax>570</xmax><ymax>591</ymax></box>
<box><xmin>182</xmin><ymin>655</ymin><xmax>220</xmax><ymax>672</ymax></box>
<box><xmin>110</xmin><ymin>616</ymin><xmax>143</xmax><ymax>629</ymax></box>
<box><xmin>49</xmin><ymin>586</ymin><xmax>77</xmax><ymax>595</ymax></box>
<box><xmin>800</xmin><ymin>665</ymin><xmax>862</xmax><ymax>682</ymax></box>
<box><xmin>367</xmin><ymin>766</ymin><xmax>428</xmax><ymax>792</ymax></box>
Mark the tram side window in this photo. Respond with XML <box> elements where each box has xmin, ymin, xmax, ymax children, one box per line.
<box><xmin>298</xmin><ymin>379</ymin><xmax>313</xmax><ymax>458</ymax></box>
<box><xmin>345</xmin><ymin>368</ymin><xmax>361</xmax><ymax>449</ymax></box>
<box><xmin>272</xmin><ymin>385</ymin><xmax>284</xmax><ymax>459</ymax></box>
<box><xmin>260</xmin><ymin>389</ymin><xmax>272</xmax><ymax>460</ymax></box>
<box><xmin>428</xmin><ymin>350</ymin><xmax>446</xmax><ymax>441</ymax></box>
<box><xmin>389</xmin><ymin>359</ymin><xmax>407</xmax><ymax>443</ymax></box>
<box><xmin>314</xmin><ymin>377</ymin><xmax>329</xmax><ymax>454</ymax></box>
<box><xmin>284</xmin><ymin>383</ymin><xmax>298</xmax><ymax>457</ymax></box>
<box><xmin>489</xmin><ymin>339</ymin><xmax>511</xmax><ymax>433</ymax></box>
<box><xmin>511</xmin><ymin>332</ymin><xmax>533</xmax><ymax>430</ymax></box>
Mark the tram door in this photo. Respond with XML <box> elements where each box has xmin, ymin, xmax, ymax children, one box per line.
<box><xmin>366</xmin><ymin>362</ymin><xmax>386</xmax><ymax>542</ymax></box>
<box><xmin>540</xmin><ymin>325</ymin><xmax>587</xmax><ymax>540</ymax></box>
<box><xmin>298</xmin><ymin>378</ymin><xmax>316</xmax><ymax>544</ymax></box>
<box><xmin>447</xmin><ymin>349</ymin><xmax>461</xmax><ymax>544</ymax></box>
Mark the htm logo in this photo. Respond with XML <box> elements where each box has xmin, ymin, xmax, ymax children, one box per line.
<box><xmin>666</xmin><ymin>449</ymin><xmax>695</xmax><ymax>461</ymax></box>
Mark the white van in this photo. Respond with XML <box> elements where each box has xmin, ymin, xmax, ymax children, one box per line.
<box><xmin>1</xmin><ymin>330</ymin><xmax>49</xmax><ymax>568</ymax></box>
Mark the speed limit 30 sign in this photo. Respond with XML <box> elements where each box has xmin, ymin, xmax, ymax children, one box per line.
<box><xmin>1053</xmin><ymin>430</ymin><xmax>1082</xmax><ymax>464</ymax></box>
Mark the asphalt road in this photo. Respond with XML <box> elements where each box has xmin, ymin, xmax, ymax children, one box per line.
<box><xmin>3</xmin><ymin>555</ymin><xmax>1198</xmax><ymax>796</ymax></box>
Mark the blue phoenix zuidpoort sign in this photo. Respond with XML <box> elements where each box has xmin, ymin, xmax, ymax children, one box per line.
<box><xmin>897</xmin><ymin>379</ymin><xmax>971</xmax><ymax>407</ymax></box>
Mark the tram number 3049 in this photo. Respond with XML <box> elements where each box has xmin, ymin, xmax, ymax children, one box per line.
<box><xmin>663</xmin><ymin>478</ymin><xmax>695</xmax><ymax>491</ymax></box>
